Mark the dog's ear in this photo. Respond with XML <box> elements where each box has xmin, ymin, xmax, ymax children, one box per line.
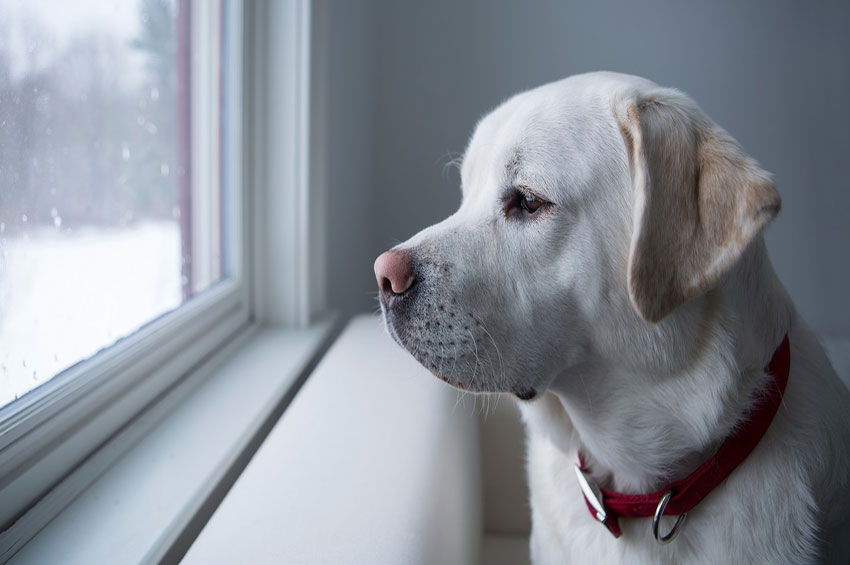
<box><xmin>616</xmin><ymin>94</ymin><xmax>781</xmax><ymax>323</ymax></box>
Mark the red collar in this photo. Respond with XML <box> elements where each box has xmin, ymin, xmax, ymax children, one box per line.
<box><xmin>575</xmin><ymin>334</ymin><xmax>790</xmax><ymax>540</ymax></box>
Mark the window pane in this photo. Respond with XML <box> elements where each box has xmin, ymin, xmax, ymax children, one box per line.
<box><xmin>0</xmin><ymin>0</ymin><xmax>226</xmax><ymax>409</ymax></box>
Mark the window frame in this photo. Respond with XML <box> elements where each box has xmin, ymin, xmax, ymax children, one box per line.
<box><xmin>0</xmin><ymin>0</ymin><xmax>319</xmax><ymax>531</ymax></box>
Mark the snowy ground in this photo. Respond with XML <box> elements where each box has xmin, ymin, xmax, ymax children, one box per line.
<box><xmin>0</xmin><ymin>221</ymin><xmax>182</xmax><ymax>408</ymax></box>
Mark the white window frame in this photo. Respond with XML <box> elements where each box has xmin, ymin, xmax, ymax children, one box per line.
<box><xmin>0</xmin><ymin>0</ymin><xmax>319</xmax><ymax>533</ymax></box>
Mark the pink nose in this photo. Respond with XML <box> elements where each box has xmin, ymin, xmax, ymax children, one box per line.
<box><xmin>374</xmin><ymin>250</ymin><xmax>416</xmax><ymax>296</ymax></box>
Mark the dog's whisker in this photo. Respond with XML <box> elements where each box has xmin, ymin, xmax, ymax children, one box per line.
<box><xmin>438</xmin><ymin>344</ymin><xmax>446</xmax><ymax>378</ymax></box>
<box><xmin>452</xmin><ymin>388</ymin><xmax>464</xmax><ymax>414</ymax></box>
<box><xmin>480</xmin><ymin>323</ymin><xmax>506</xmax><ymax>392</ymax></box>
<box><xmin>467</xmin><ymin>329</ymin><xmax>481</xmax><ymax>389</ymax></box>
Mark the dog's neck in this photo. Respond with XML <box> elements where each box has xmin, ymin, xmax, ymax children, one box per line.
<box><xmin>541</xmin><ymin>240</ymin><xmax>793</xmax><ymax>493</ymax></box>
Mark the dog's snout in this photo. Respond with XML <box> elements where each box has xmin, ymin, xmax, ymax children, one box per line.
<box><xmin>374</xmin><ymin>250</ymin><xmax>416</xmax><ymax>301</ymax></box>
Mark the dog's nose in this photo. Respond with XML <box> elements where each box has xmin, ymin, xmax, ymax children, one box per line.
<box><xmin>374</xmin><ymin>250</ymin><xmax>416</xmax><ymax>299</ymax></box>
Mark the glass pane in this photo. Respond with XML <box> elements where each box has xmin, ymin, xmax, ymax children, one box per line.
<box><xmin>0</xmin><ymin>0</ymin><xmax>227</xmax><ymax>409</ymax></box>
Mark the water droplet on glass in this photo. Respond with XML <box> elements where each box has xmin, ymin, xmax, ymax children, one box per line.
<box><xmin>150</xmin><ymin>87</ymin><xmax>160</xmax><ymax>101</ymax></box>
<box><xmin>146</xmin><ymin>123</ymin><xmax>158</xmax><ymax>135</ymax></box>
<box><xmin>32</xmin><ymin>371</ymin><xmax>37</xmax><ymax>381</ymax></box>
<box><xmin>22</xmin><ymin>360</ymin><xmax>27</xmax><ymax>368</ymax></box>
<box><xmin>172</xmin><ymin>206</ymin><xmax>181</xmax><ymax>219</ymax></box>
<box><xmin>122</xmin><ymin>143</ymin><xmax>130</xmax><ymax>160</ymax></box>
<box><xmin>54</xmin><ymin>216</ymin><xmax>62</xmax><ymax>229</ymax></box>
<box><xmin>21</xmin><ymin>214</ymin><xmax>28</xmax><ymax>223</ymax></box>
<box><xmin>160</xmin><ymin>163</ymin><xmax>169</xmax><ymax>176</ymax></box>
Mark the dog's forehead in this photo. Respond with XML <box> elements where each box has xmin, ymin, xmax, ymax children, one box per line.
<box><xmin>460</xmin><ymin>72</ymin><xmax>653</xmax><ymax>204</ymax></box>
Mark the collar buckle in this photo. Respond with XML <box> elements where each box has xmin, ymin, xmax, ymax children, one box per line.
<box><xmin>574</xmin><ymin>463</ymin><xmax>607</xmax><ymax>523</ymax></box>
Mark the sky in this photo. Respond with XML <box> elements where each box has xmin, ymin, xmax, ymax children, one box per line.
<box><xmin>0</xmin><ymin>0</ymin><xmax>145</xmax><ymax>84</ymax></box>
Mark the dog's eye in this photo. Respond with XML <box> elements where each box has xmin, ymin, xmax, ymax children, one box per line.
<box><xmin>520</xmin><ymin>193</ymin><xmax>544</xmax><ymax>214</ymax></box>
<box><xmin>504</xmin><ymin>187</ymin><xmax>550</xmax><ymax>219</ymax></box>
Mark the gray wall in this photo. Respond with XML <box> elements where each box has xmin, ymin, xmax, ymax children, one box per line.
<box><xmin>320</xmin><ymin>0</ymin><xmax>850</xmax><ymax>336</ymax></box>
<box><xmin>312</xmin><ymin>0</ymin><xmax>379</xmax><ymax>318</ymax></box>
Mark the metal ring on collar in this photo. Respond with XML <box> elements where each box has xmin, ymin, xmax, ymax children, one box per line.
<box><xmin>652</xmin><ymin>490</ymin><xmax>687</xmax><ymax>544</ymax></box>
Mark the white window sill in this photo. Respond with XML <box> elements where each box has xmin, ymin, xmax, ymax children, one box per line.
<box><xmin>2</xmin><ymin>318</ymin><xmax>339</xmax><ymax>564</ymax></box>
<box><xmin>181</xmin><ymin>315</ymin><xmax>483</xmax><ymax>565</ymax></box>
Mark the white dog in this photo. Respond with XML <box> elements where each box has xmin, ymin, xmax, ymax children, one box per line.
<box><xmin>374</xmin><ymin>72</ymin><xmax>850</xmax><ymax>563</ymax></box>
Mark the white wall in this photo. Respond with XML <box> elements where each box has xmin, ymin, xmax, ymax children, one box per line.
<box><xmin>321</xmin><ymin>0</ymin><xmax>850</xmax><ymax>336</ymax></box>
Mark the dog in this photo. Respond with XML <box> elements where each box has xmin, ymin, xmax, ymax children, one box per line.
<box><xmin>374</xmin><ymin>72</ymin><xmax>850</xmax><ymax>563</ymax></box>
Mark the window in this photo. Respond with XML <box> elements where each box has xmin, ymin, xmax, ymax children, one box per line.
<box><xmin>0</xmin><ymin>0</ymin><xmax>251</xmax><ymax>530</ymax></box>
<box><xmin>0</xmin><ymin>0</ymin><xmax>228</xmax><ymax>409</ymax></box>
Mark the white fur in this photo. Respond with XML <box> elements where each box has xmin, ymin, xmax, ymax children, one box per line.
<box><xmin>379</xmin><ymin>72</ymin><xmax>850</xmax><ymax>563</ymax></box>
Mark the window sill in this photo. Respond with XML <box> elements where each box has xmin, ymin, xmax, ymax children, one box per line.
<box><xmin>182</xmin><ymin>315</ymin><xmax>483</xmax><ymax>564</ymax></box>
<box><xmin>2</xmin><ymin>318</ymin><xmax>340</xmax><ymax>564</ymax></box>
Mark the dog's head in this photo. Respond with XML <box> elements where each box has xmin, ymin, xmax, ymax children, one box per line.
<box><xmin>375</xmin><ymin>72</ymin><xmax>780</xmax><ymax>399</ymax></box>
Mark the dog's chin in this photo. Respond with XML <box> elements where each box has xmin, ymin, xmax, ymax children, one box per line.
<box><xmin>429</xmin><ymin>367</ymin><xmax>537</xmax><ymax>399</ymax></box>
<box><xmin>431</xmin><ymin>368</ymin><xmax>538</xmax><ymax>400</ymax></box>
<box><xmin>430</xmin><ymin>370</ymin><xmax>476</xmax><ymax>393</ymax></box>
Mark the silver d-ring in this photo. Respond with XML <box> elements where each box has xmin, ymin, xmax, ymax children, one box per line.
<box><xmin>652</xmin><ymin>490</ymin><xmax>687</xmax><ymax>544</ymax></box>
